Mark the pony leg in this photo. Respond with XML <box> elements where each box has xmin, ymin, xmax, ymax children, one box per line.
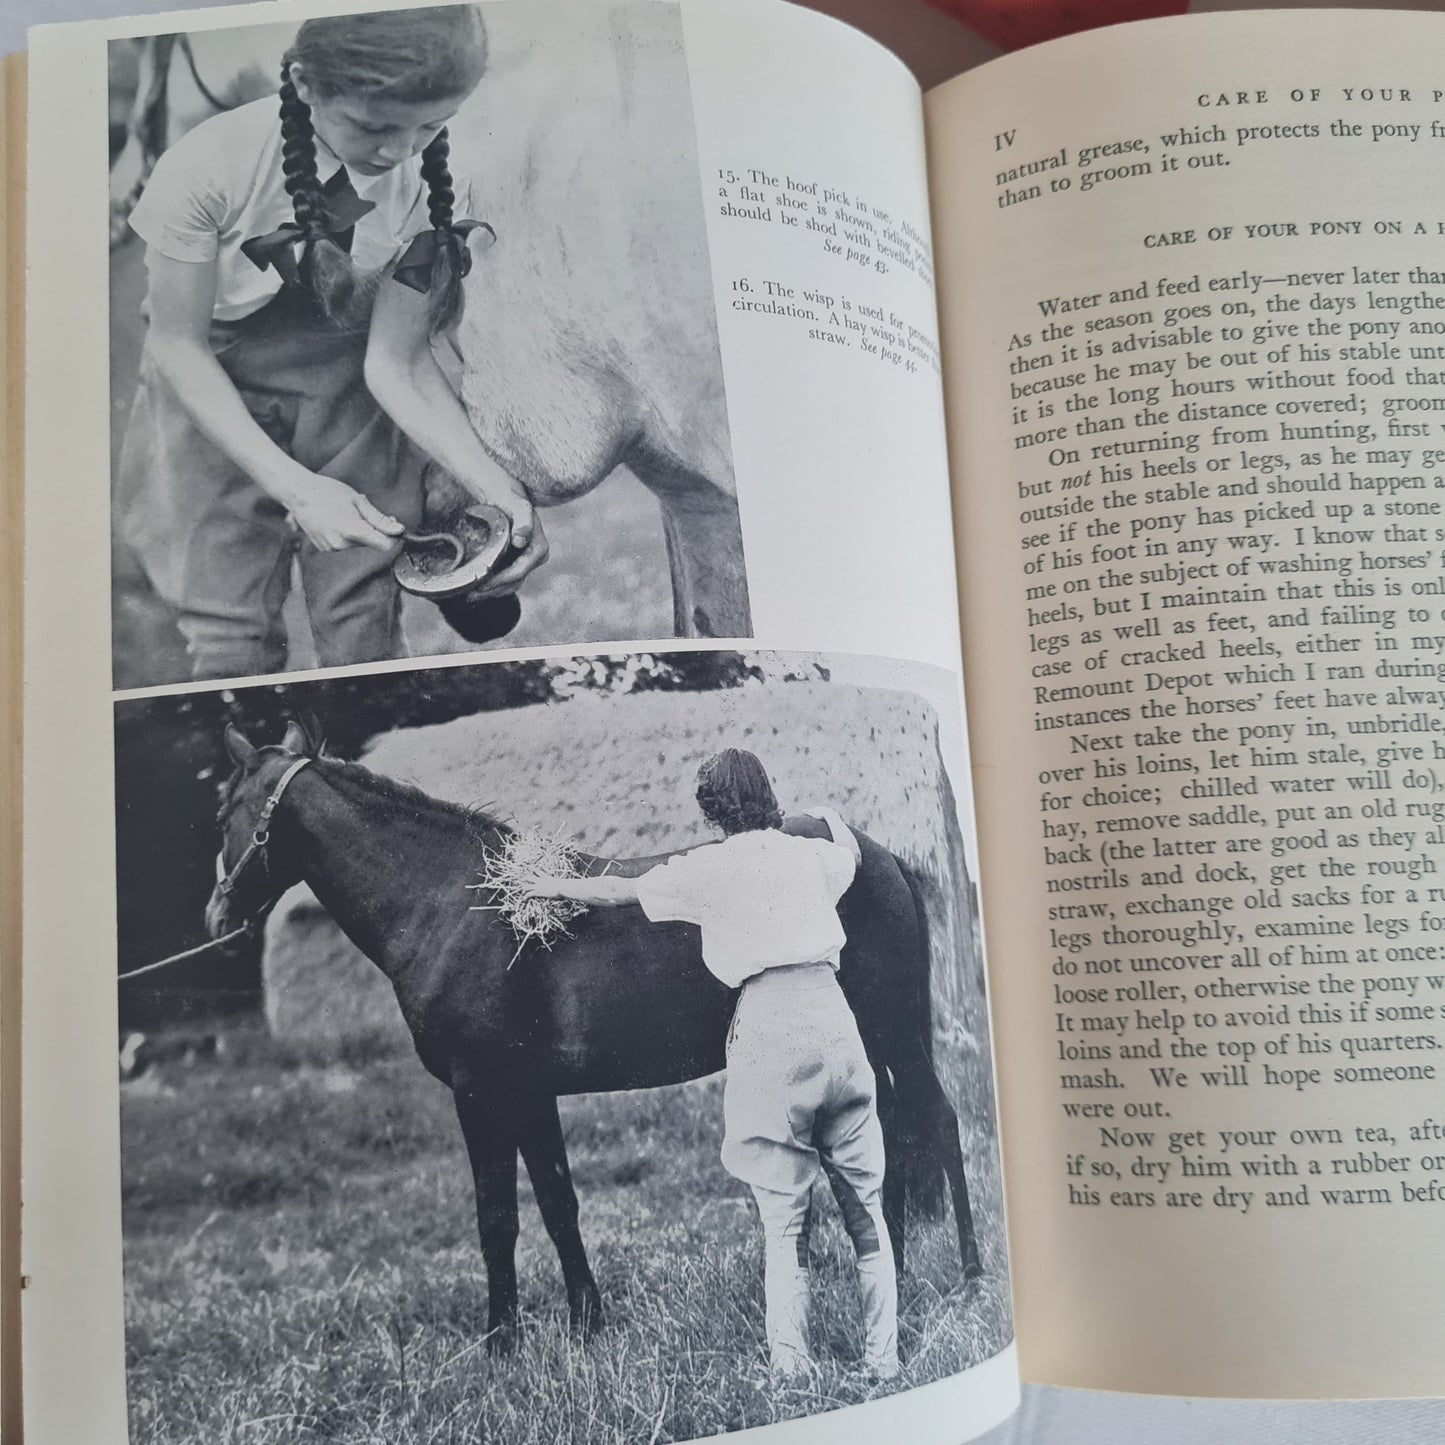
<box><xmin>453</xmin><ymin>1087</ymin><xmax>522</xmax><ymax>1351</ymax></box>
<box><xmin>647</xmin><ymin>480</ymin><xmax>751</xmax><ymax>639</ymax></box>
<box><xmin>896</xmin><ymin>1058</ymin><xmax>983</xmax><ymax>1282</ymax></box>
<box><xmin>516</xmin><ymin>1095</ymin><xmax>604</xmax><ymax>1339</ymax></box>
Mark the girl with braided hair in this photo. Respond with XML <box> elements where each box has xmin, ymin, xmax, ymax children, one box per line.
<box><xmin>527</xmin><ymin>750</ymin><xmax>900</xmax><ymax>1384</ymax></box>
<box><xmin>118</xmin><ymin>6</ymin><xmax>542</xmax><ymax>682</ymax></box>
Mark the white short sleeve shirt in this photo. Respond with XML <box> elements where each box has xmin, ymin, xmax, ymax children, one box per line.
<box><xmin>636</xmin><ymin>830</ymin><xmax>858</xmax><ymax>989</ymax></box>
<box><xmin>128</xmin><ymin>96</ymin><xmax>478</xmax><ymax>321</ymax></box>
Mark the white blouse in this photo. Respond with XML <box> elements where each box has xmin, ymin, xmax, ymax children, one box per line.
<box><xmin>637</xmin><ymin>830</ymin><xmax>858</xmax><ymax>989</ymax></box>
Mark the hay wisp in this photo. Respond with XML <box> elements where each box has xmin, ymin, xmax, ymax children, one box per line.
<box><xmin>468</xmin><ymin>830</ymin><xmax>590</xmax><ymax>962</ymax></box>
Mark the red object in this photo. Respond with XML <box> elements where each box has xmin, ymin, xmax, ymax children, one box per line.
<box><xmin>923</xmin><ymin>0</ymin><xmax>1189</xmax><ymax>51</ymax></box>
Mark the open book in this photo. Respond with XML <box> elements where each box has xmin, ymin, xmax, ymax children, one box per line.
<box><xmin>10</xmin><ymin>1</ymin><xmax>1445</xmax><ymax>1440</ymax></box>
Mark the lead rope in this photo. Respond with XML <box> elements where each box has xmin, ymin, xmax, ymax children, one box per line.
<box><xmin>117</xmin><ymin>926</ymin><xmax>253</xmax><ymax>982</ymax></box>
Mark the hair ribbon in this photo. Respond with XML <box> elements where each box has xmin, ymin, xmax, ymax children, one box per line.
<box><xmin>241</xmin><ymin>167</ymin><xmax>377</xmax><ymax>283</ymax></box>
<box><xmin>392</xmin><ymin>219</ymin><xmax>495</xmax><ymax>294</ymax></box>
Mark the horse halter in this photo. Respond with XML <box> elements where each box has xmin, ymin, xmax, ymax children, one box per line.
<box><xmin>119</xmin><ymin>756</ymin><xmax>313</xmax><ymax>984</ymax></box>
<box><xmin>213</xmin><ymin>756</ymin><xmax>312</xmax><ymax>925</ymax></box>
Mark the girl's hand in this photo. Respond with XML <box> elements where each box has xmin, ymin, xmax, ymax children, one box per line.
<box><xmin>280</xmin><ymin>473</ymin><xmax>405</xmax><ymax>552</ymax></box>
<box><xmin>469</xmin><ymin>488</ymin><xmax>550</xmax><ymax>597</ymax></box>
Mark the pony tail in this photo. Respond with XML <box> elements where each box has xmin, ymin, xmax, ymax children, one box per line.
<box><xmin>420</xmin><ymin>129</ymin><xmax>467</xmax><ymax>333</ymax></box>
<box><xmin>278</xmin><ymin>61</ymin><xmax>355</xmax><ymax>321</ymax></box>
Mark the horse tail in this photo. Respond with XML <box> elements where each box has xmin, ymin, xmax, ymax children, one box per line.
<box><xmin>898</xmin><ymin>859</ymin><xmax>936</xmax><ymax>1067</ymax></box>
<box><xmin>896</xmin><ymin>857</ymin><xmax>946</xmax><ymax>1218</ymax></box>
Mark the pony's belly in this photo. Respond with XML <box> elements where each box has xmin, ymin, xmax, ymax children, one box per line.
<box><xmin>543</xmin><ymin>993</ymin><xmax>732</xmax><ymax>1095</ymax></box>
<box><xmin>552</xmin><ymin>1047</ymin><xmax>727</xmax><ymax>1098</ymax></box>
<box><xmin>539</xmin><ymin>945</ymin><xmax>734</xmax><ymax>1092</ymax></box>
<box><xmin>460</xmin><ymin>358</ymin><xmax>628</xmax><ymax>501</ymax></box>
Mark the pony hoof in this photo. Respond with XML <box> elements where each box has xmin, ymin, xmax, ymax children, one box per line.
<box><xmin>963</xmin><ymin>1257</ymin><xmax>984</xmax><ymax>1283</ymax></box>
<box><xmin>437</xmin><ymin>590</ymin><xmax>523</xmax><ymax>644</ymax></box>
<box><xmin>570</xmin><ymin>1293</ymin><xmax>605</xmax><ymax>1339</ymax></box>
<box><xmin>487</xmin><ymin>1323</ymin><xmax>520</xmax><ymax>1356</ymax></box>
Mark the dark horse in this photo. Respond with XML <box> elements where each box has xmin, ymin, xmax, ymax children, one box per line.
<box><xmin>208</xmin><ymin>723</ymin><xmax>982</xmax><ymax>1350</ymax></box>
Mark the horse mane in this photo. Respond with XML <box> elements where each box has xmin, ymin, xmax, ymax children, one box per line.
<box><xmin>316</xmin><ymin>754</ymin><xmax>515</xmax><ymax>843</ymax></box>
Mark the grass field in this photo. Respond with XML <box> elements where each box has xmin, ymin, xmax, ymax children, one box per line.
<box><xmin>120</xmin><ymin>1021</ymin><xmax>1010</xmax><ymax>1445</ymax></box>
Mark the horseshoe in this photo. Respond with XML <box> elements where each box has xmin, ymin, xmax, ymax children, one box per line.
<box><xmin>401</xmin><ymin>528</ymin><xmax>466</xmax><ymax>575</ymax></box>
<box><xmin>394</xmin><ymin>503</ymin><xmax>514</xmax><ymax>598</ymax></box>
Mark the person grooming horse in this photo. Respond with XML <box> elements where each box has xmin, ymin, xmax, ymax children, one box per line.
<box><xmin>527</xmin><ymin>748</ymin><xmax>899</xmax><ymax>1382</ymax></box>
<box><xmin>116</xmin><ymin>6</ymin><xmax>543</xmax><ymax>682</ymax></box>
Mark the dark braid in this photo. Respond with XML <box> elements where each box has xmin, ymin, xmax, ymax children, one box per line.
<box><xmin>419</xmin><ymin>128</ymin><xmax>468</xmax><ymax>333</ymax></box>
<box><xmin>278</xmin><ymin>63</ymin><xmax>325</xmax><ymax>242</ymax></box>
<box><xmin>421</xmin><ymin>129</ymin><xmax>455</xmax><ymax>230</ymax></box>
<box><xmin>276</xmin><ymin>59</ymin><xmax>359</xmax><ymax>322</ymax></box>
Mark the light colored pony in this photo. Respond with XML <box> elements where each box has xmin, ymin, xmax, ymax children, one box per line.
<box><xmin>440</xmin><ymin>4</ymin><xmax>746</xmax><ymax>636</ymax></box>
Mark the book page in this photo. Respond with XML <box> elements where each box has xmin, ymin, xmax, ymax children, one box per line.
<box><xmin>20</xmin><ymin>1</ymin><xmax>1015</xmax><ymax>1441</ymax></box>
<box><xmin>1</xmin><ymin>49</ymin><xmax>27</xmax><ymax>1445</ymax></box>
<box><xmin>929</xmin><ymin>8</ymin><xmax>1445</xmax><ymax>1400</ymax></box>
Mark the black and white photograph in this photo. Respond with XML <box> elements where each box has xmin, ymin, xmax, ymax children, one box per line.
<box><xmin>113</xmin><ymin>649</ymin><xmax>1010</xmax><ymax>1444</ymax></box>
<box><xmin>108</xmin><ymin>3</ymin><xmax>749</xmax><ymax>690</ymax></box>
